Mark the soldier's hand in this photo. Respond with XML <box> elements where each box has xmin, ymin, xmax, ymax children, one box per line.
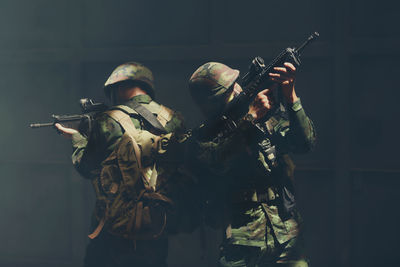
<box><xmin>269</xmin><ymin>62</ymin><xmax>299</xmax><ymax>103</ymax></box>
<box><xmin>248</xmin><ymin>87</ymin><xmax>275</xmax><ymax>121</ymax></box>
<box><xmin>55</xmin><ymin>123</ymin><xmax>78</xmax><ymax>139</ymax></box>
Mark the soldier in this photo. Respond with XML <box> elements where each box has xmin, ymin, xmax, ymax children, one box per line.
<box><xmin>188</xmin><ymin>62</ymin><xmax>316</xmax><ymax>267</ymax></box>
<box><xmin>56</xmin><ymin>62</ymin><xmax>186</xmax><ymax>267</ymax></box>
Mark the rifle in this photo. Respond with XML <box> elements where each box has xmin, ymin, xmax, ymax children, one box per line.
<box><xmin>195</xmin><ymin>32</ymin><xmax>319</xmax><ymax>140</ymax></box>
<box><xmin>29</xmin><ymin>98</ymin><xmax>107</xmax><ymax>136</ymax></box>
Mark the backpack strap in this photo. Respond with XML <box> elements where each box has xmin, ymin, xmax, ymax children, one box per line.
<box><xmin>113</xmin><ymin>100</ymin><xmax>167</xmax><ymax>134</ymax></box>
<box><xmin>106</xmin><ymin>109</ymin><xmax>143</xmax><ymax>170</ymax></box>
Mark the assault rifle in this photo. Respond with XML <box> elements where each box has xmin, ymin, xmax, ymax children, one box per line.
<box><xmin>29</xmin><ymin>98</ymin><xmax>107</xmax><ymax>136</ymax></box>
<box><xmin>195</xmin><ymin>32</ymin><xmax>319</xmax><ymax>140</ymax></box>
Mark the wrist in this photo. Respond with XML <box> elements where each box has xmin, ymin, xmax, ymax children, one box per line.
<box><xmin>288</xmin><ymin>98</ymin><xmax>302</xmax><ymax>112</ymax></box>
<box><xmin>285</xmin><ymin>92</ymin><xmax>298</xmax><ymax>104</ymax></box>
<box><xmin>243</xmin><ymin>113</ymin><xmax>256</xmax><ymax>124</ymax></box>
<box><xmin>71</xmin><ymin>132</ymin><xmax>87</xmax><ymax>146</ymax></box>
<box><xmin>247</xmin><ymin>109</ymin><xmax>258</xmax><ymax>121</ymax></box>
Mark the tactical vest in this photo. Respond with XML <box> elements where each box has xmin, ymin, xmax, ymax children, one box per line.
<box><xmin>89</xmin><ymin>103</ymin><xmax>177</xmax><ymax>240</ymax></box>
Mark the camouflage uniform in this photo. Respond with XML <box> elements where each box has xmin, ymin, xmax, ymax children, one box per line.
<box><xmin>188</xmin><ymin>63</ymin><xmax>316</xmax><ymax>267</ymax></box>
<box><xmin>71</xmin><ymin>63</ymin><xmax>185</xmax><ymax>267</ymax></box>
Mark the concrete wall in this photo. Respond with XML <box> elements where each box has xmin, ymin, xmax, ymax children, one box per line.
<box><xmin>0</xmin><ymin>0</ymin><xmax>399</xmax><ymax>266</ymax></box>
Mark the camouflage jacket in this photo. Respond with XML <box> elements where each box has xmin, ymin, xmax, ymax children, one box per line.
<box><xmin>71</xmin><ymin>94</ymin><xmax>185</xmax><ymax>179</ymax></box>
<box><xmin>192</xmin><ymin>99</ymin><xmax>316</xmax><ymax>247</ymax></box>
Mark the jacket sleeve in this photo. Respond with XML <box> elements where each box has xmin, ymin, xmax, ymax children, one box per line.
<box><xmin>71</xmin><ymin>114</ymin><xmax>123</xmax><ymax>179</ymax></box>
<box><xmin>275</xmin><ymin>99</ymin><xmax>316</xmax><ymax>154</ymax></box>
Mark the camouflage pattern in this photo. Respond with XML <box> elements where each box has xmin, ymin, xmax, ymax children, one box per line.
<box><xmin>72</xmin><ymin>94</ymin><xmax>185</xmax><ymax>178</ymax></box>
<box><xmin>219</xmin><ymin>236</ymin><xmax>309</xmax><ymax>267</ymax></box>
<box><xmin>189</xmin><ymin>62</ymin><xmax>239</xmax><ymax>116</ymax></box>
<box><xmin>71</xmin><ymin>94</ymin><xmax>186</xmax><ymax>267</ymax></box>
<box><xmin>104</xmin><ymin>62</ymin><xmax>155</xmax><ymax>98</ymax></box>
<box><xmin>189</xmin><ymin>75</ymin><xmax>316</xmax><ymax>267</ymax></box>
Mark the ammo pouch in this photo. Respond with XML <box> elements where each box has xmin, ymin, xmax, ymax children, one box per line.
<box><xmin>89</xmin><ymin>108</ymin><xmax>174</xmax><ymax>240</ymax></box>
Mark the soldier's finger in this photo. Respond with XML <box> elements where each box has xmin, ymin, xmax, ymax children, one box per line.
<box><xmin>284</xmin><ymin>62</ymin><xmax>296</xmax><ymax>72</ymax></box>
<box><xmin>269</xmin><ymin>72</ymin><xmax>281</xmax><ymax>78</ymax></box>
<box><xmin>56</xmin><ymin>124</ymin><xmax>78</xmax><ymax>135</ymax></box>
<box><xmin>55</xmin><ymin>123</ymin><xmax>66</xmax><ymax>131</ymax></box>
<box><xmin>277</xmin><ymin>72</ymin><xmax>293</xmax><ymax>80</ymax></box>
<box><xmin>269</xmin><ymin>77</ymin><xmax>288</xmax><ymax>84</ymax></box>
<box><xmin>258</xmin><ymin>88</ymin><xmax>271</xmax><ymax>95</ymax></box>
<box><xmin>258</xmin><ymin>97</ymin><xmax>269</xmax><ymax>106</ymax></box>
<box><xmin>273</xmin><ymin>67</ymin><xmax>296</xmax><ymax>78</ymax></box>
<box><xmin>54</xmin><ymin>123</ymin><xmax>63</xmax><ymax>135</ymax></box>
<box><xmin>274</xmin><ymin>72</ymin><xmax>293</xmax><ymax>80</ymax></box>
<box><xmin>260</xmin><ymin>96</ymin><xmax>270</xmax><ymax>104</ymax></box>
<box><xmin>273</xmin><ymin>67</ymin><xmax>288</xmax><ymax>73</ymax></box>
<box><xmin>269</xmin><ymin>78</ymin><xmax>279</xmax><ymax>84</ymax></box>
<box><xmin>265</xmin><ymin>101</ymin><xmax>273</xmax><ymax>110</ymax></box>
<box><xmin>269</xmin><ymin>72</ymin><xmax>293</xmax><ymax>81</ymax></box>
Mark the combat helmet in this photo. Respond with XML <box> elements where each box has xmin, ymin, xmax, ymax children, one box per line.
<box><xmin>104</xmin><ymin>62</ymin><xmax>155</xmax><ymax>99</ymax></box>
<box><xmin>189</xmin><ymin>62</ymin><xmax>239</xmax><ymax>116</ymax></box>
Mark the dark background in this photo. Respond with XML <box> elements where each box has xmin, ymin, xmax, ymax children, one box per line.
<box><xmin>0</xmin><ymin>0</ymin><xmax>399</xmax><ymax>266</ymax></box>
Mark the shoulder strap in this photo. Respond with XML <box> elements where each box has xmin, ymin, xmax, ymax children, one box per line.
<box><xmin>105</xmin><ymin>110</ymin><xmax>143</xmax><ymax>170</ymax></box>
<box><xmin>113</xmin><ymin>100</ymin><xmax>167</xmax><ymax>134</ymax></box>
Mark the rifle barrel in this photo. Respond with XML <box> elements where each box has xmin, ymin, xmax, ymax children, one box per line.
<box><xmin>296</xmin><ymin>32</ymin><xmax>319</xmax><ymax>54</ymax></box>
<box><xmin>29</xmin><ymin>122</ymin><xmax>54</xmax><ymax>128</ymax></box>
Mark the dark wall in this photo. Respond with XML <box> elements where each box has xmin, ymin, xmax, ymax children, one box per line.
<box><xmin>0</xmin><ymin>0</ymin><xmax>399</xmax><ymax>266</ymax></box>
